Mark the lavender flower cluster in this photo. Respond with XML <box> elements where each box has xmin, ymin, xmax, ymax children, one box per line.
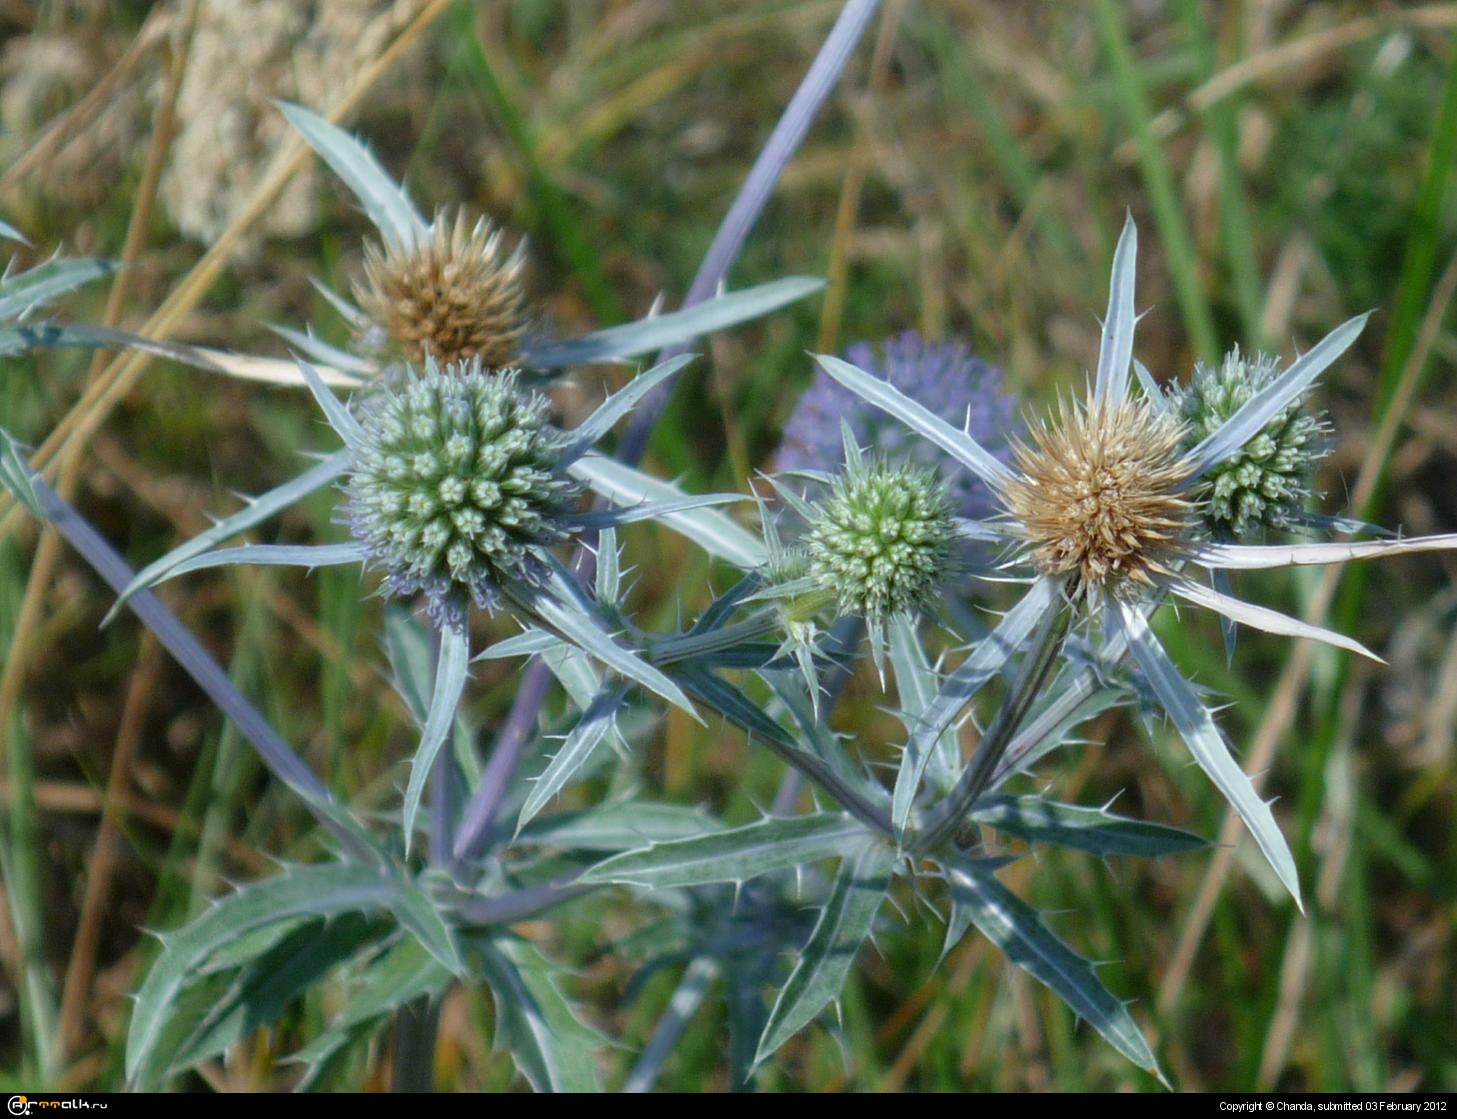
<box><xmin>777</xmin><ymin>331</ymin><xmax>1018</xmax><ymax>521</ymax></box>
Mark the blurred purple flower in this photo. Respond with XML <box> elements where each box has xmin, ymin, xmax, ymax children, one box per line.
<box><xmin>777</xmin><ymin>331</ymin><xmax>1018</xmax><ymax>520</ymax></box>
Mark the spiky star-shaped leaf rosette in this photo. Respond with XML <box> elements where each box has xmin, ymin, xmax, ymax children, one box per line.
<box><xmin>119</xmin><ymin>350</ymin><xmax>760</xmax><ymax>847</ymax></box>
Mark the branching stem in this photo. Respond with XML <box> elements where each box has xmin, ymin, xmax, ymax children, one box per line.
<box><xmin>914</xmin><ymin>592</ymin><xmax>1072</xmax><ymax>854</ymax></box>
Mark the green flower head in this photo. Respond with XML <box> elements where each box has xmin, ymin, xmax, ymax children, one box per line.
<box><xmin>1170</xmin><ymin>347</ymin><xmax>1330</xmax><ymax>538</ymax></box>
<box><xmin>346</xmin><ymin>357</ymin><xmax>579</xmax><ymax>623</ymax></box>
<box><xmin>805</xmin><ymin>458</ymin><xmax>958</xmax><ymax>624</ymax></box>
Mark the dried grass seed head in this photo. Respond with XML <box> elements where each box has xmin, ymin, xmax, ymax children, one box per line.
<box><xmin>356</xmin><ymin>209</ymin><xmax>526</xmax><ymax>368</ymax></box>
<box><xmin>1002</xmin><ymin>394</ymin><xmax>1194</xmax><ymax>592</ymax></box>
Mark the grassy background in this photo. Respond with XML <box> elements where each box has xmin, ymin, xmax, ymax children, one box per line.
<box><xmin>1</xmin><ymin>0</ymin><xmax>1456</xmax><ymax>1092</ymax></box>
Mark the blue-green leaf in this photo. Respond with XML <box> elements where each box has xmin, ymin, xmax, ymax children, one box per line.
<box><xmin>167</xmin><ymin>914</ymin><xmax>382</xmax><ymax>1078</ymax></box>
<box><xmin>674</xmin><ymin>665</ymin><xmax>797</xmax><ymax>750</ymax></box>
<box><xmin>945</xmin><ymin>859</ymin><xmax>1164</xmax><ymax>1081</ymax></box>
<box><xmin>297</xmin><ymin>357</ymin><xmax>366</xmax><ymax>451</ymax></box>
<box><xmin>473</xmin><ymin>627</ymin><xmax>560</xmax><ymax>662</ymax></box>
<box><xmin>390</xmin><ymin>880</ymin><xmax>464</xmax><ymax>975</ymax></box>
<box><xmin>106</xmin><ymin>450</ymin><xmax>350</xmax><ymax>622</ymax></box>
<box><xmin>1112</xmin><ymin>597</ymin><xmax>1301</xmax><ymax>907</ymax></box>
<box><xmin>581</xmin><ymin>813</ymin><xmax>866</xmax><ymax>890</ymax></box>
<box><xmin>401</xmin><ymin>620</ymin><xmax>471</xmax><ymax>855</ymax></box>
<box><xmin>754</xmin><ymin>839</ymin><xmax>894</xmax><ymax>1063</ymax></box>
<box><xmin>478</xmin><ymin>938</ymin><xmax>605</xmax><ymax>1093</ymax></box>
<box><xmin>0</xmin><ymin>426</ymin><xmax>41</xmax><ymax>519</ymax></box>
<box><xmin>1093</xmin><ymin>214</ymin><xmax>1138</xmax><ymax>407</ymax></box>
<box><xmin>0</xmin><ymin>256</ymin><xmax>115</xmax><ymax>319</ymax></box>
<box><xmin>518</xmin><ymin>800</ymin><xmax>724</xmax><ymax>852</ymax></box>
<box><xmin>889</xmin><ymin>615</ymin><xmax>952</xmax><ymax>831</ymax></box>
<box><xmin>529</xmin><ymin>585</ymin><xmax>697</xmax><ymax>718</ymax></box>
<box><xmin>562</xmin><ymin>353</ymin><xmax>696</xmax><ymax>461</ymax></box>
<box><xmin>126</xmin><ymin>864</ymin><xmax>405</xmax><ymax>1083</ymax></box>
<box><xmin>268</xmin><ymin>322</ymin><xmax>378</xmax><ymax>374</ymax></box>
<box><xmin>149</xmin><ymin>541</ymin><xmax>366</xmax><ymax>583</ymax></box>
<box><xmin>562</xmin><ymin>492</ymin><xmax>747</xmax><ymax>531</ymax></box>
<box><xmin>970</xmin><ymin>795</ymin><xmax>1208</xmax><ymax>858</ymax></box>
<box><xmin>568</xmin><ymin>454</ymin><xmax>766</xmax><ymax>569</ymax></box>
<box><xmin>990</xmin><ymin>672</ymin><xmax>1133</xmax><ymax>789</ymax></box>
<box><xmin>515</xmin><ymin>686</ymin><xmax>626</xmax><ymax>832</ymax></box>
<box><xmin>288</xmin><ymin>936</ymin><xmax>451</xmax><ymax>1089</ymax></box>
<box><xmin>383</xmin><ymin>605</ymin><xmax>480</xmax><ymax>790</ymax></box>
<box><xmin>623</xmin><ymin>956</ymin><xmax>719</xmax><ymax>1093</ymax></box>
<box><xmin>523</xmin><ymin>277</ymin><xmax>824</xmax><ymax>368</ymax></box>
<box><xmin>900</xmin><ymin>578</ymin><xmax>1059</xmax><ymax>834</ymax></box>
<box><xmin>278</xmin><ymin>101</ymin><xmax>427</xmax><ymax>250</ymax></box>
<box><xmin>595</xmin><ymin>526</ymin><xmax>621</xmax><ymax>604</ymax></box>
<box><xmin>814</xmin><ymin>354</ymin><xmax>1014</xmax><ymax>488</ymax></box>
<box><xmin>1185</xmin><ymin>312</ymin><xmax>1370</xmax><ymax>480</ymax></box>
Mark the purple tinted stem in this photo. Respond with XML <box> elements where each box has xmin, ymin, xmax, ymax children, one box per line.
<box><xmin>616</xmin><ymin>0</ymin><xmax>881</xmax><ymax>464</ymax></box>
<box><xmin>33</xmin><ymin>478</ymin><xmax>377</xmax><ymax>864</ymax></box>
<box><xmin>450</xmin><ymin>656</ymin><xmax>553</xmax><ymax>863</ymax></box>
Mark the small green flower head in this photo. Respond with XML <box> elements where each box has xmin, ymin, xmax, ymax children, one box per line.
<box><xmin>805</xmin><ymin>460</ymin><xmax>958</xmax><ymax>623</ymax></box>
<box><xmin>1170</xmin><ymin>347</ymin><xmax>1330</xmax><ymax>538</ymax></box>
<box><xmin>347</xmin><ymin>357</ymin><xmax>579</xmax><ymax>623</ymax></box>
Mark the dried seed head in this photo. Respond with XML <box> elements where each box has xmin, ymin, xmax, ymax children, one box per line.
<box><xmin>355</xmin><ymin>210</ymin><xmax>526</xmax><ymax>368</ymax></box>
<box><xmin>346</xmin><ymin>359</ymin><xmax>578</xmax><ymax>625</ymax></box>
<box><xmin>1169</xmin><ymin>347</ymin><xmax>1330</xmax><ymax>538</ymax></box>
<box><xmin>1002</xmin><ymin>396</ymin><xmax>1193</xmax><ymax>592</ymax></box>
<box><xmin>805</xmin><ymin>461</ymin><xmax>958</xmax><ymax>622</ymax></box>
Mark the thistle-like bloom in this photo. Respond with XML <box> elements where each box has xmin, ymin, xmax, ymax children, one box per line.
<box><xmin>355</xmin><ymin>209</ymin><xmax>526</xmax><ymax>368</ymax></box>
<box><xmin>1168</xmin><ymin>347</ymin><xmax>1330</xmax><ymax>538</ymax></box>
<box><xmin>815</xmin><ymin>217</ymin><xmax>1457</xmax><ymax>905</ymax></box>
<box><xmin>778</xmin><ymin>332</ymin><xmax>1016</xmax><ymax>520</ymax></box>
<box><xmin>805</xmin><ymin>458</ymin><xmax>958</xmax><ymax>625</ymax></box>
<box><xmin>1002</xmin><ymin>396</ymin><xmax>1192</xmax><ymax>591</ymax></box>
<box><xmin>346</xmin><ymin>358</ymin><xmax>577</xmax><ymax>622</ymax></box>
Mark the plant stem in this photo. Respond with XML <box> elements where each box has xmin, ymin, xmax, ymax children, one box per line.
<box><xmin>450</xmin><ymin>660</ymin><xmax>553</xmax><ymax>865</ymax></box>
<box><xmin>915</xmin><ymin>597</ymin><xmax>1071</xmax><ymax>854</ymax></box>
<box><xmin>391</xmin><ymin>996</ymin><xmax>440</xmax><ymax>1093</ymax></box>
<box><xmin>29</xmin><ymin>478</ymin><xmax>379</xmax><ymax>865</ymax></box>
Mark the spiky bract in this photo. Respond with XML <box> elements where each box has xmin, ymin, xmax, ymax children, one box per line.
<box><xmin>805</xmin><ymin>461</ymin><xmax>957</xmax><ymax>622</ymax></box>
<box><xmin>1169</xmin><ymin>348</ymin><xmax>1330</xmax><ymax>538</ymax></box>
<box><xmin>356</xmin><ymin>210</ymin><xmax>526</xmax><ymax>368</ymax></box>
<box><xmin>778</xmin><ymin>333</ymin><xmax>1017</xmax><ymax>521</ymax></box>
<box><xmin>346</xmin><ymin>359</ymin><xmax>576</xmax><ymax>622</ymax></box>
<box><xmin>1002</xmin><ymin>396</ymin><xmax>1193</xmax><ymax>592</ymax></box>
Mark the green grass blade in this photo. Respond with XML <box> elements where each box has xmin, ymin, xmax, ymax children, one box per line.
<box><xmin>1093</xmin><ymin>0</ymin><xmax>1218</xmax><ymax>363</ymax></box>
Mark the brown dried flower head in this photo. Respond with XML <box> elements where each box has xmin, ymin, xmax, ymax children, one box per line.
<box><xmin>1001</xmin><ymin>395</ymin><xmax>1194</xmax><ymax>592</ymax></box>
<box><xmin>356</xmin><ymin>210</ymin><xmax>526</xmax><ymax>368</ymax></box>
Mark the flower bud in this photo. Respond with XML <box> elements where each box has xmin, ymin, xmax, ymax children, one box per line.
<box><xmin>346</xmin><ymin>358</ymin><xmax>577</xmax><ymax>623</ymax></box>
<box><xmin>1170</xmin><ymin>348</ymin><xmax>1330</xmax><ymax>538</ymax></box>
<box><xmin>805</xmin><ymin>461</ymin><xmax>958</xmax><ymax>622</ymax></box>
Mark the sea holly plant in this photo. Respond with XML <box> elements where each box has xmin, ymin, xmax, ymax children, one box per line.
<box><xmin>4</xmin><ymin>2</ymin><xmax>1454</xmax><ymax>1086</ymax></box>
<box><xmin>8</xmin><ymin>192</ymin><xmax>1457</xmax><ymax>1088</ymax></box>
<box><xmin>35</xmin><ymin>101</ymin><xmax>825</xmax><ymax>618</ymax></box>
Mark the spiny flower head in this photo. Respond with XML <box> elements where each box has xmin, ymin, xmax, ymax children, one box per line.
<box><xmin>1001</xmin><ymin>395</ymin><xmax>1194</xmax><ymax>593</ymax></box>
<box><xmin>1168</xmin><ymin>347</ymin><xmax>1330</xmax><ymax>538</ymax></box>
<box><xmin>355</xmin><ymin>209</ymin><xmax>526</xmax><ymax>368</ymax></box>
<box><xmin>805</xmin><ymin>459</ymin><xmax>958</xmax><ymax>623</ymax></box>
<box><xmin>346</xmin><ymin>358</ymin><xmax>577</xmax><ymax>623</ymax></box>
<box><xmin>779</xmin><ymin>332</ymin><xmax>1016</xmax><ymax>520</ymax></box>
